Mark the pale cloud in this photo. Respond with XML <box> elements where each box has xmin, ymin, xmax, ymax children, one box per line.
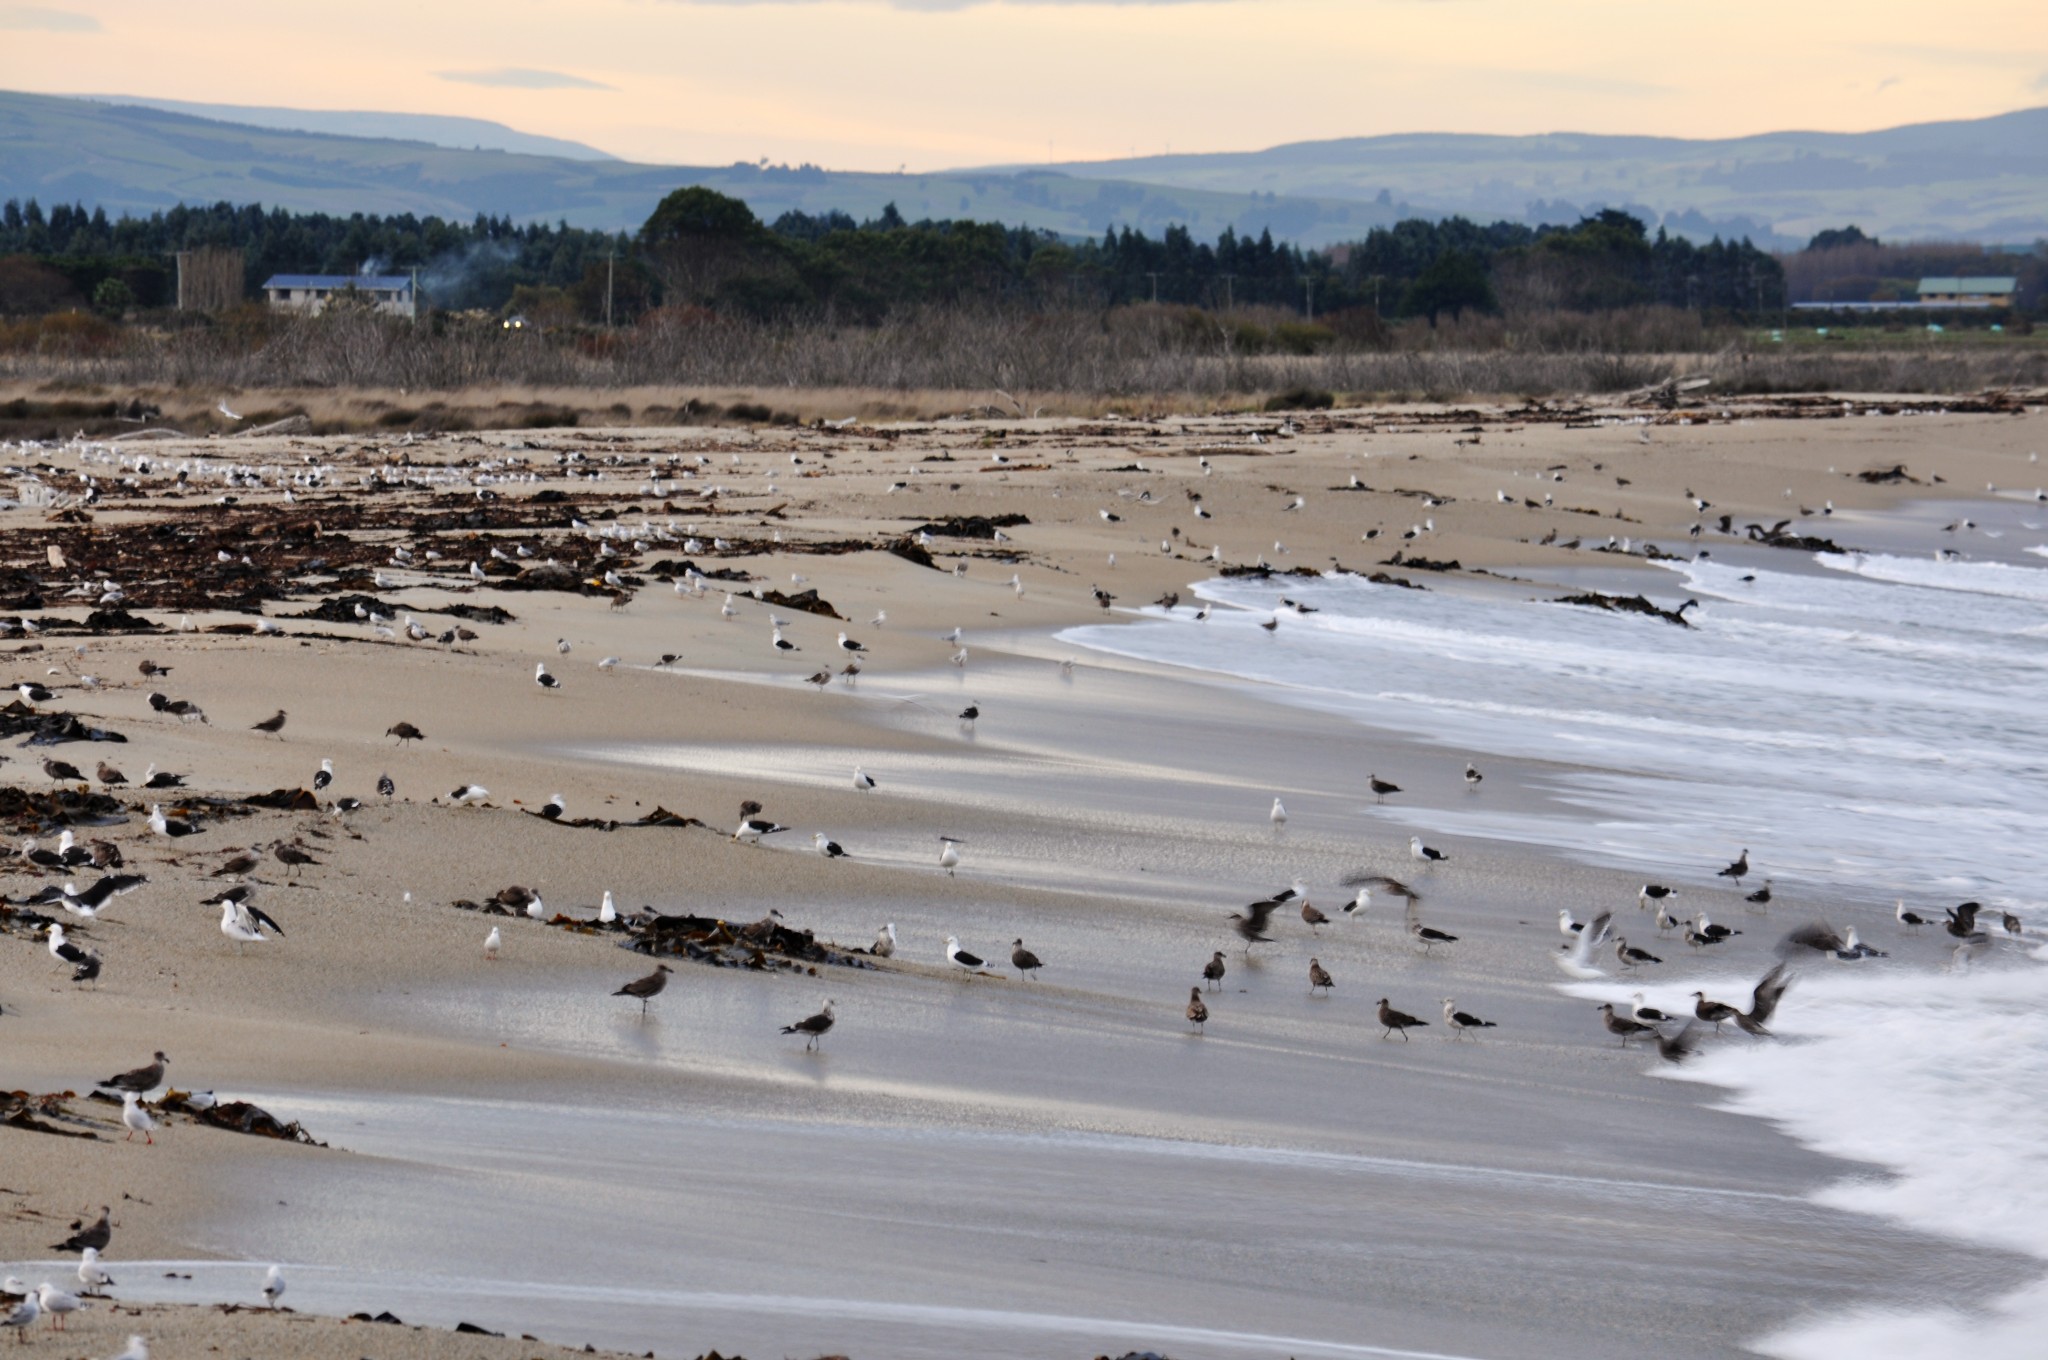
<box><xmin>437</xmin><ymin>67</ymin><xmax>613</xmax><ymax>90</ymax></box>
<box><xmin>0</xmin><ymin>5</ymin><xmax>100</xmax><ymax>29</ymax></box>
<box><xmin>2034</xmin><ymin>70</ymin><xmax>2048</xmax><ymax>91</ymax></box>
<box><xmin>673</xmin><ymin>0</ymin><xmax>1224</xmax><ymax>8</ymax></box>
<box><xmin>1876</xmin><ymin>74</ymin><xmax>1902</xmax><ymax>92</ymax></box>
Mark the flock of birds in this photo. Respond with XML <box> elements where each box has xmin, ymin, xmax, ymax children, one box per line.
<box><xmin>0</xmin><ymin>1040</ymin><xmax>284</xmax><ymax>1350</ymax></box>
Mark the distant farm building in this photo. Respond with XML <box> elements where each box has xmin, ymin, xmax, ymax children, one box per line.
<box><xmin>262</xmin><ymin>274</ymin><xmax>416</xmax><ymax>318</ymax></box>
<box><xmin>1914</xmin><ymin>277</ymin><xmax>2016</xmax><ymax>307</ymax></box>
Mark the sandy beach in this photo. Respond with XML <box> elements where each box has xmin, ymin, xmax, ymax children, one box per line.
<box><xmin>2</xmin><ymin>393</ymin><xmax>2041</xmax><ymax>1358</ymax></box>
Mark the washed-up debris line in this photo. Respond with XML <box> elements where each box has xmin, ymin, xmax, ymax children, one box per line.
<box><xmin>1553</xmin><ymin>591</ymin><xmax>1695</xmax><ymax>627</ymax></box>
<box><xmin>0</xmin><ymin>703</ymin><xmax>129</xmax><ymax>746</ymax></box>
<box><xmin>630</xmin><ymin>912</ymin><xmax>871</xmax><ymax>972</ymax></box>
<box><xmin>516</xmin><ymin>804</ymin><xmax>703</xmax><ymax>832</ymax></box>
<box><xmin>152</xmin><ymin>1089</ymin><xmax>325</xmax><ymax>1144</ymax></box>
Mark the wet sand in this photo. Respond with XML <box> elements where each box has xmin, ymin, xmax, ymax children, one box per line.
<box><xmin>2</xmin><ymin>399</ymin><xmax>2039</xmax><ymax>1357</ymax></box>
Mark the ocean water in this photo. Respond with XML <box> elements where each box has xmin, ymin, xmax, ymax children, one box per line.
<box><xmin>1062</xmin><ymin>535</ymin><xmax>2048</xmax><ymax>1356</ymax></box>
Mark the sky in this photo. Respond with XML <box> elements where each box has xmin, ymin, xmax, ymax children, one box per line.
<box><xmin>2</xmin><ymin>0</ymin><xmax>2044</xmax><ymax>170</ymax></box>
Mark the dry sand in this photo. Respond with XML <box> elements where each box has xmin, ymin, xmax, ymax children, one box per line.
<box><xmin>1</xmin><ymin>396</ymin><xmax>2039</xmax><ymax>1357</ymax></box>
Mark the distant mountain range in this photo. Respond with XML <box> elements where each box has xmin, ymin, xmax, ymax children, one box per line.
<box><xmin>992</xmin><ymin>108</ymin><xmax>2048</xmax><ymax>248</ymax></box>
<box><xmin>2</xmin><ymin>89</ymin><xmax>2043</xmax><ymax>250</ymax></box>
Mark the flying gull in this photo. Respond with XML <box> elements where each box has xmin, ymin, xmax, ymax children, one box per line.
<box><xmin>1228</xmin><ymin>898</ymin><xmax>1282</xmax><ymax>953</ymax></box>
<box><xmin>1735</xmin><ymin>963</ymin><xmax>1793</xmax><ymax>1036</ymax></box>
<box><xmin>1656</xmin><ymin>1021</ymin><xmax>1705</xmax><ymax>1064</ymax></box>
<box><xmin>1553</xmin><ymin>910</ymin><xmax>1613</xmax><ymax>979</ymax></box>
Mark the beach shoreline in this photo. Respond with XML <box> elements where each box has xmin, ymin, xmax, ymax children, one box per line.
<box><xmin>4</xmin><ymin>399</ymin><xmax>2041</xmax><ymax>1357</ymax></box>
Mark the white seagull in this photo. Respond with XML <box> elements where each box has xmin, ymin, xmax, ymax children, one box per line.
<box><xmin>218</xmin><ymin>896</ymin><xmax>285</xmax><ymax>949</ymax></box>
<box><xmin>535</xmin><ymin>662</ymin><xmax>560</xmax><ymax>690</ymax></box>
<box><xmin>76</xmin><ymin>1248</ymin><xmax>113</xmax><ymax>1294</ymax></box>
<box><xmin>104</xmin><ymin>1338</ymin><xmax>148</xmax><ymax>1360</ymax></box>
<box><xmin>1270</xmin><ymin>797</ymin><xmax>1287</xmax><ymax>826</ymax></box>
<box><xmin>483</xmin><ymin>926</ymin><xmax>502</xmax><ymax>960</ymax></box>
<box><xmin>945</xmin><ymin>935</ymin><xmax>987</xmax><ymax>972</ymax></box>
<box><xmin>37</xmin><ymin>1282</ymin><xmax>85</xmax><ymax>1330</ymax></box>
<box><xmin>120</xmin><ymin>1092</ymin><xmax>156</xmax><ymax>1144</ymax></box>
<box><xmin>853</xmin><ymin>767</ymin><xmax>876</xmax><ymax>790</ymax></box>
<box><xmin>599</xmin><ymin>890</ymin><xmax>618</xmax><ymax>924</ymax></box>
<box><xmin>938</xmin><ymin>837</ymin><xmax>963</xmax><ymax>875</ymax></box>
<box><xmin>262</xmin><ymin>1264</ymin><xmax>285</xmax><ymax>1308</ymax></box>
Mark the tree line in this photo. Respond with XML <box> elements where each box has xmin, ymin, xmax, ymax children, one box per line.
<box><xmin>1</xmin><ymin>189</ymin><xmax>1787</xmax><ymax>327</ymax></box>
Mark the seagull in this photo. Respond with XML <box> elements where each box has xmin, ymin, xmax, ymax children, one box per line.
<box><xmin>272</xmin><ymin>842</ymin><xmax>320</xmax><ymax>878</ymax></box>
<box><xmin>1409</xmin><ymin>836</ymin><xmax>1448</xmax><ymax>864</ymax></box>
<box><xmin>49</xmin><ymin>1207</ymin><xmax>111</xmax><ymax>1255</ymax></box>
<box><xmin>147</xmin><ymin>804</ymin><xmax>199</xmax><ymax>838</ymax></box>
<box><xmin>59</xmin><ymin>873</ymin><xmax>147</xmax><ymax>918</ymax></box>
<box><xmin>614</xmin><ymin>963</ymin><xmax>672</xmax><ymax>1015</ymax></box>
<box><xmin>732</xmin><ymin>810</ymin><xmax>788</xmax><ymax>843</ymax></box>
<box><xmin>814</xmin><ymin>832</ymin><xmax>847</xmax><ymax>858</ymax></box>
<box><xmin>387</xmin><ymin>721</ymin><xmax>425</xmax><ymax>744</ymax></box>
<box><xmin>945</xmin><ymin>935</ymin><xmax>987</xmax><ymax>973</ymax></box>
<box><xmin>218</xmin><ymin>399</ymin><xmax>242</xmax><ymax>421</ymax></box>
<box><xmin>535</xmin><ymin>662</ymin><xmax>559</xmax><ymax>690</ymax></box>
<box><xmin>1745</xmin><ymin>879</ymin><xmax>1773</xmax><ymax>909</ymax></box>
<box><xmin>771</xmin><ymin>630</ymin><xmax>798</xmax><ymax>653</ymax></box>
<box><xmin>1638</xmin><ymin>884</ymin><xmax>1676</xmax><ymax>910</ymax></box>
<box><xmin>1830</xmin><ymin>926</ymin><xmax>1888</xmax><ymax>961</ymax></box>
<box><xmin>1270</xmin><ymin>797</ymin><xmax>1287</xmax><ymax>826</ymax></box>
<box><xmin>1011</xmin><ymin>938</ymin><xmax>1043</xmax><ymax>979</ymax></box>
<box><xmin>311</xmin><ymin>758</ymin><xmax>333</xmax><ymax>792</ymax></box>
<box><xmin>104</xmin><ymin>1335</ymin><xmax>148</xmax><ymax>1360</ymax></box>
<box><xmin>1630</xmin><ymin>992</ymin><xmax>1673</xmax><ymax>1023</ymax></box>
<box><xmin>1614</xmin><ymin>937</ymin><xmax>1662</xmax><ymax>968</ymax></box>
<box><xmin>1186</xmin><ymin>986</ymin><xmax>1209</xmax><ymax>1033</ymax></box>
<box><xmin>540</xmin><ymin>793</ymin><xmax>566</xmax><ymax>820</ymax></box>
<box><xmin>1344</xmin><ymin>888</ymin><xmax>1371</xmax><ymax>918</ymax></box>
<box><xmin>1895</xmin><ymin>900</ymin><xmax>1929</xmax><ymax>930</ymax></box>
<box><xmin>781</xmin><ymin>1000</ymin><xmax>836</xmax><ymax>1050</ymax></box>
<box><xmin>556</xmin><ymin>637</ymin><xmax>572</xmax><ymax>655</ymax></box>
<box><xmin>37</xmin><ymin>1282</ymin><xmax>83</xmax><ymax>1330</ymax></box>
<box><xmin>1409</xmin><ymin>918</ymin><xmax>1458</xmax><ymax>953</ymax></box>
<box><xmin>939</xmin><ymin>837</ymin><xmax>963</xmax><ymax>875</ymax></box>
<box><xmin>219</xmin><ymin>897</ymin><xmax>284</xmax><ymax>948</ymax></box>
<box><xmin>120</xmin><ymin>1092</ymin><xmax>156</xmax><ymax>1144</ymax></box>
<box><xmin>1694</xmin><ymin>913</ymin><xmax>1740</xmax><ymax>942</ymax></box>
<box><xmin>1228</xmin><ymin>898</ymin><xmax>1282</xmax><ymax>952</ymax></box>
<box><xmin>1718</xmin><ymin>849</ymin><xmax>1750</xmax><ymax>883</ymax></box>
<box><xmin>1376</xmin><ymin>998</ymin><xmax>1428</xmax><ymax>1040</ymax></box>
<box><xmin>1463</xmin><ymin>762</ymin><xmax>1482</xmax><ymax>786</ymax></box>
<box><xmin>483</xmin><ymin>926</ymin><xmax>501</xmax><ymax>960</ymax></box>
<box><xmin>1202</xmin><ymin>950</ymin><xmax>1227</xmax><ymax>991</ymax></box>
<box><xmin>1736</xmin><ymin>963</ymin><xmax>1793</xmax><ymax>1036</ymax></box>
<box><xmin>1442</xmin><ymin>999</ymin><xmax>1496</xmax><ymax>1039</ymax></box>
<box><xmin>1656</xmin><ymin>1021</ymin><xmax>1705</xmax><ymax>1064</ymax></box>
<box><xmin>837</xmin><ymin>632</ymin><xmax>866</xmax><ymax>653</ymax></box>
<box><xmin>1</xmin><ymin>1292</ymin><xmax>39</xmax><ymax>1340</ymax></box>
<box><xmin>1368</xmin><ymin>774</ymin><xmax>1401</xmax><ymax>803</ymax></box>
<box><xmin>598</xmin><ymin>890</ymin><xmax>618</xmax><ymax>925</ymax></box>
<box><xmin>99</xmin><ymin>1051</ymin><xmax>168</xmax><ymax>1095</ymax></box>
<box><xmin>449</xmin><ymin>783</ymin><xmax>489</xmax><ymax>805</ymax></box>
<box><xmin>1308</xmin><ymin>957</ymin><xmax>1335</xmax><ymax>995</ymax></box>
<box><xmin>493</xmin><ymin>886</ymin><xmax>546</xmax><ymax>920</ymax></box>
<box><xmin>250</xmin><ymin>709</ymin><xmax>287</xmax><ymax>737</ymax></box>
<box><xmin>76</xmin><ymin>1249</ymin><xmax>113</xmax><ymax>1296</ymax></box>
<box><xmin>1691</xmin><ymin>991</ymin><xmax>1741</xmax><ymax>1032</ymax></box>
<box><xmin>872</xmin><ymin>923</ymin><xmax>896</xmax><ymax>958</ymax></box>
<box><xmin>1300</xmin><ymin>898</ymin><xmax>1329</xmax><ymax>931</ymax></box>
<box><xmin>853</xmin><ymin>767</ymin><xmax>876</xmax><ymax>790</ymax></box>
<box><xmin>262</xmin><ymin>1264</ymin><xmax>285</xmax><ymax>1309</ymax></box>
<box><xmin>1598</xmin><ymin>1003</ymin><xmax>1653</xmax><ymax>1047</ymax></box>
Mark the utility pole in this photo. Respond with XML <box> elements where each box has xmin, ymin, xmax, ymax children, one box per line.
<box><xmin>410</xmin><ymin>264</ymin><xmax>420</xmax><ymax>327</ymax></box>
<box><xmin>1146</xmin><ymin>271</ymin><xmax>1160</xmax><ymax>304</ymax></box>
<box><xmin>605</xmin><ymin>247</ymin><xmax>616</xmax><ymax>328</ymax></box>
<box><xmin>1220</xmin><ymin>273</ymin><xmax>1234</xmax><ymax>310</ymax></box>
<box><xmin>1303</xmin><ymin>276</ymin><xmax>1314</xmax><ymax>322</ymax></box>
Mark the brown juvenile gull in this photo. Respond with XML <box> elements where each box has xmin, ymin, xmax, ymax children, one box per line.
<box><xmin>1228</xmin><ymin>898</ymin><xmax>1282</xmax><ymax>954</ymax></box>
<box><xmin>1718</xmin><ymin>849</ymin><xmax>1750</xmax><ymax>883</ymax></box>
<box><xmin>1308</xmin><ymin>957</ymin><xmax>1335</xmax><ymax>995</ymax></box>
<box><xmin>1657</xmin><ymin>1021</ymin><xmax>1706</xmax><ymax>1064</ymax></box>
<box><xmin>1377</xmin><ymin>998</ymin><xmax>1428</xmax><ymax>1040</ymax></box>
<box><xmin>386</xmin><ymin>721</ymin><xmax>425</xmax><ymax>745</ymax></box>
<box><xmin>1368</xmin><ymin>774</ymin><xmax>1402</xmax><ymax>803</ymax></box>
<box><xmin>614</xmin><ymin>963</ymin><xmax>672</xmax><ymax>1015</ymax></box>
<box><xmin>1598</xmin><ymin>1003</ymin><xmax>1653</xmax><ymax>1047</ymax></box>
<box><xmin>1202</xmin><ymin>950</ymin><xmax>1226</xmax><ymax>992</ymax></box>
<box><xmin>1300</xmin><ymin>898</ymin><xmax>1329</xmax><ymax>932</ymax></box>
<box><xmin>272</xmin><ymin>842</ymin><xmax>321</xmax><ymax>878</ymax></box>
<box><xmin>213</xmin><ymin>848</ymin><xmax>262</xmax><ymax>878</ymax></box>
<box><xmin>1736</xmin><ymin>963</ymin><xmax>1794</xmax><ymax>1036</ymax></box>
<box><xmin>781</xmin><ymin>999</ymin><xmax>836</xmax><ymax>1050</ymax></box>
<box><xmin>871</xmin><ymin>923</ymin><xmax>896</xmax><ymax>958</ymax></box>
<box><xmin>43</xmin><ymin>757</ymin><xmax>86</xmax><ymax>783</ymax></box>
<box><xmin>50</xmin><ymin>1207</ymin><xmax>112</xmax><ymax>1254</ymax></box>
<box><xmin>1010</xmin><ymin>938</ymin><xmax>1043</xmax><ymax>979</ymax></box>
<box><xmin>95</xmin><ymin>761</ymin><xmax>127</xmax><ymax>787</ymax></box>
<box><xmin>250</xmin><ymin>709</ymin><xmax>287</xmax><ymax>737</ymax></box>
<box><xmin>1691</xmin><ymin>991</ymin><xmax>1740</xmax><ymax>1032</ymax></box>
<box><xmin>1186</xmin><ymin>986</ymin><xmax>1209</xmax><ymax>1033</ymax></box>
<box><xmin>98</xmin><ymin>1051</ymin><xmax>168</xmax><ymax>1095</ymax></box>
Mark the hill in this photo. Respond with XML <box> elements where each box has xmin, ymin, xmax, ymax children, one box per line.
<box><xmin>73</xmin><ymin>95</ymin><xmax>620</xmax><ymax>161</ymax></box>
<box><xmin>978</xmin><ymin>108</ymin><xmax>2048</xmax><ymax>247</ymax></box>
<box><xmin>0</xmin><ymin>90</ymin><xmax>1388</xmax><ymax>245</ymax></box>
